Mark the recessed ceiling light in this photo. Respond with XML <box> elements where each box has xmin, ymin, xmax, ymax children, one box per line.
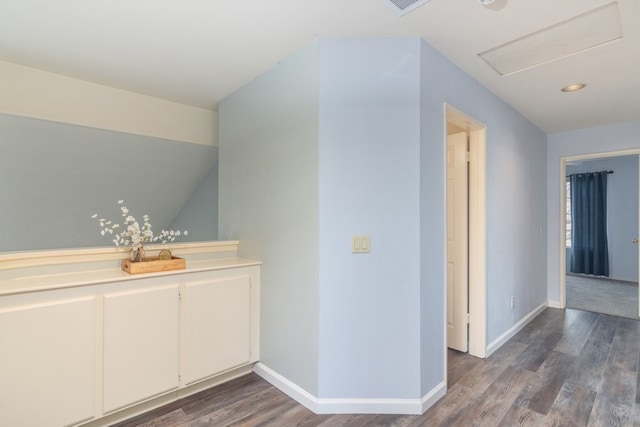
<box><xmin>562</xmin><ymin>83</ymin><xmax>587</xmax><ymax>92</ymax></box>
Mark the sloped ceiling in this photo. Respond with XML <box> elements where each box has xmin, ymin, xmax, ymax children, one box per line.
<box><xmin>0</xmin><ymin>0</ymin><xmax>638</xmax><ymax>133</ymax></box>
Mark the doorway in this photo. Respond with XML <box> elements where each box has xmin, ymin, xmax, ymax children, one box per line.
<box><xmin>445</xmin><ymin>105</ymin><xmax>486</xmax><ymax>359</ymax></box>
<box><xmin>561</xmin><ymin>152</ymin><xmax>640</xmax><ymax>318</ymax></box>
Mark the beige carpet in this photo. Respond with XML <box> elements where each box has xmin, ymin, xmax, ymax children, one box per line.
<box><xmin>566</xmin><ymin>274</ymin><xmax>639</xmax><ymax>319</ymax></box>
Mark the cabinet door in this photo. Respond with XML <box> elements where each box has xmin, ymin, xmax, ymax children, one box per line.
<box><xmin>103</xmin><ymin>285</ymin><xmax>179</xmax><ymax>413</ymax></box>
<box><xmin>0</xmin><ymin>297</ymin><xmax>96</xmax><ymax>427</ymax></box>
<box><xmin>185</xmin><ymin>275</ymin><xmax>252</xmax><ymax>384</ymax></box>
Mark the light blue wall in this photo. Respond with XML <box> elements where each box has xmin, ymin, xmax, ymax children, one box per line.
<box><xmin>548</xmin><ymin>121</ymin><xmax>640</xmax><ymax>303</ymax></box>
<box><xmin>566</xmin><ymin>156</ymin><xmax>638</xmax><ymax>282</ymax></box>
<box><xmin>418</xmin><ymin>40</ymin><xmax>548</xmax><ymax>380</ymax></box>
<box><xmin>218</xmin><ymin>43</ymin><xmax>320</xmax><ymax>395</ymax></box>
<box><xmin>219</xmin><ymin>36</ymin><xmax>549</xmax><ymax>406</ymax></box>
<box><xmin>0</xmin><ymin>113</ymin><xmax>218</xmax><ymax>252</ymax></box>
<box><xmin>170</xmin><ymin>160</ymin><xmax>219</xmax><ymax>240</ymax></box>
<box><xmin>317</xmin><ymin>38</ymin><xmax>422</xmax><ymax>399</ymax></box>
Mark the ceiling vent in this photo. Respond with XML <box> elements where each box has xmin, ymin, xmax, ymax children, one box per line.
<box><xmin>480</xmin><ymin>2</ymin><xmax>622</xmax><ymax>76</ymax></box>
<box><xmin>381</xmin><ymin>0</ymin><xmax>431</xmax><ymax>16</ymax></box>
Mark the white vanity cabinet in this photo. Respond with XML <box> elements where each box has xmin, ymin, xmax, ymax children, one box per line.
<box><xmin>0</xmin><ymin>296</ymin><xmax>96</xmax><ymax>427</ymax></box>
<box><xmin>184</xmin><ymin>273</ymin><xmax>253</xmax><ymax>384</ymax></box>
<box><xmin>0</xmin><ymin>252</ymin><xmax>260</xmax><ymax>427</ymax></box>
<box><xmin>103</xmin><ymin>284</ymin><xmax>181</xmax><ymax>413</ymax></box>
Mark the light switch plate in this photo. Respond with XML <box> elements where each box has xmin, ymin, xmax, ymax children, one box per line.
<box><xmin>352</xmin><ymin>235</ymin><xmax>370</xmax><ymax>253</ymax></box>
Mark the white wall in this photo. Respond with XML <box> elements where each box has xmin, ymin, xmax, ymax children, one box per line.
<box><xmin>0</xmin><ymin>60</ymin><xmax>216</xmax><ymax>146</ymax></box>
<box><xmin>566</xmin><ymin>156</ymin><xmax>638</xmax><ymax>282</ymax></box>
<box><xmin>547</xmin><ymin>120</ymin><xmax>640</xmax><ymax>304</ymax></box>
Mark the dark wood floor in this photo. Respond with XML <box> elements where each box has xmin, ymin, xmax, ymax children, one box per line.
<box><xmin>113</xmin><ymin>308</ymin><xmax>640</xmax><ymax>426</ymax></box>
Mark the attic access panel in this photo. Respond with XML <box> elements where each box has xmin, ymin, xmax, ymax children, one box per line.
<box><xmin>480</xmin><ymin>2</ymin><xmax>622</xmax><ymax>75</ymax></box>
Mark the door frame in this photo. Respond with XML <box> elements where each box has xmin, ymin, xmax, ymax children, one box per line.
<box><xmin>559</xmin><ymin>148</ymin><xmax>640</xmax><ymax>309</ymax></box>
<box><xmin>445</xmin><ymin>104</ymin><xmax>487</xmax><ymax>359</ymax></box>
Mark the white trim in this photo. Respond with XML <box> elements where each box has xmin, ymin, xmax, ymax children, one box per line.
<box><xmin>468</xmin><ymin>127</ymin><xmax>487</xmax><ymax>358</ymax></box>
<box><xmin>420</xmin><ymin>381</ymin><xmax>447</xmax><ymax>413</ymax></box>
<box><xmin>486</xmin><ymin>302</ymin><xmax>547</xmax><ymax>357</ymax></box>
<box><xmin>442</xmin><ymin>105</ymin><xmax>450</xmax><ymax>389</ymax></box>
<box><xmin>253</xmin><ymin>363</ymin><xmax>445</xmax><ymax>415</ymax></box>
<box><xmin>0</xmin><ymin>241</ymin><xmax>239</xmax><ymax>271</ymax></box>
<box><xmin>559</xmin><ymin>158</ymin><xmax>568</xmax><ymax>308</ymax></box>
<box><xmin>445</xmin><ymin>104</ymin><xmax>487</xmax><ymax>359</ymax></box>
<box><xmin>317</xmin><ymin>398</ymin><xmax>424</xmax><ymax>415</ymax></box>
<box><xmin>253</xmin><ymin>363</ymin><xmax>318</xmax><ymax>413</ymax></box>
<box><xmin>547</xmin><ymin>300</ymin><xmax>563</xmax><ymax>309</ymax></box>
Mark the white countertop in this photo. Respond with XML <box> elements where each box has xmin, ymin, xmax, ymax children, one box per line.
<box><xmin>0</xmin><ymin>256</ymin><xmax>261</xmax><ymax>296</ymax></box>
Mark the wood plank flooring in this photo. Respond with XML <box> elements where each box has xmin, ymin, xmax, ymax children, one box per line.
<box><xmin>113</xmin><ymin>308</ymin><xmax>640</xmax><ymax>426</ymax></box>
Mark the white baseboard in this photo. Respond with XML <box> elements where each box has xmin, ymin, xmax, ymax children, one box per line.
<box><xmin>485</xmin><ymin>302</ymin><xmax>547</xmax><ymax>357</ymax></box>
<box><xmin>253</xmin><ymin>363</ymin><xmax>318</xmax><ymax>413</ymax></box>
<box><xmin>420</xmin><ymin>380</ymin><xmax>447</xmax><ymax>414</ymax></box>
<box><xmin>253</xmin><ymin>363</ymin><xmax>445</xmax><ymax>415</ymax></box>
<box><xmin>547</xmin><ymin>300</ymin><xmax>563</xmax><ymax>309</ymax></box>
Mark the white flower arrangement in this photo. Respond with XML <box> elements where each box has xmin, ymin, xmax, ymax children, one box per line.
<box><xmin>92</xmin><ymin>200</ymin><xmax>188</xmax><ymax>251</ymax></box>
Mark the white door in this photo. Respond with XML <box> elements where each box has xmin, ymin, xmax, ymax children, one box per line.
<box><xmin>447</xmin><ymin>132</ymin><xmax>469</xmax><ymax>352</ymax></box>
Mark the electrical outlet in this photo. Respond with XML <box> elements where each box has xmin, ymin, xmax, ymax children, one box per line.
<box><xmin>510</xmin><ymin>296</ymin><xmax>515</xmax><ymax>309</ymax></box>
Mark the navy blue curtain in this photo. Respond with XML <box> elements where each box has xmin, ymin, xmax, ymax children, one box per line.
<box><xmin>569</xmin><ymin>171</ymin><xmax>609</xmax><ymax>276</ymax></box>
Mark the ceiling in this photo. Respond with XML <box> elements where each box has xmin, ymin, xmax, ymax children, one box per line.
<box><xmin>0</xmin><ymin>0</ymin><xmax>638</xmax><ymax>134</ymax></box>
